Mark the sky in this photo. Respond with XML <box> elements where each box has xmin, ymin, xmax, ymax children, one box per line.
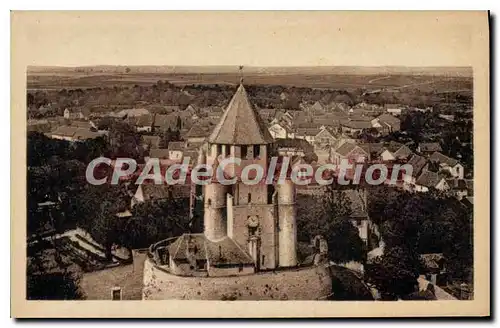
<box><xmin>12</xmin><ymin>11</ymin><xmax>487</xmax><ymax>67</ymax></box>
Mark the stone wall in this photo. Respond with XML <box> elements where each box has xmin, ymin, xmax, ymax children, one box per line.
<box><xmin>143</xmin><ymin>259</ymin><xmax>332</xmax><ymax>300</ymax></box>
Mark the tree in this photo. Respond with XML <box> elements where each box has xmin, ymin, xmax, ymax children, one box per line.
<box><xmin>108</xmin><ymin>120</ymin><xmax>142</xmax><ymax>159</ymax></box>
<box><xmin>123</xmin><ymin>197</ymin><xmax>190</xmax><ymax>249</ymax></box>
<box><xmin>27</xmin><ymin>270</ymin><xmax>84</xmax><ymax>300</ymax></box>
<box><xmin>365</xmin><ymin>245</ymin><xmax>420</xmax><ymax>300</ymax></box>
<box><xmin>76</xmin><ymin>184</ymin><xmax>129</xmax><ymax>261</ymax></box>
<box><xmin>296</xmin><ymin>185</ymin><xmax>365</xmax><ymax>263</ymax></box>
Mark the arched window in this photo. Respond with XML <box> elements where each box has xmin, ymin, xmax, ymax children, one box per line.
<box><xmin>207</xmin><ymin>198</ymin><xmax>212</xmax><ymax>206</ymax></box>
<box><xmin>248</xmin><ymin>193</ymin><xmax>251</xmax><ymax>204</ymax></box>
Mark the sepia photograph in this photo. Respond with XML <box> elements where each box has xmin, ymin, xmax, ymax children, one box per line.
<box><xmin>11</xmin><ymin>10</ymin><xmax>490</xmax><ymax>318</ymax></box>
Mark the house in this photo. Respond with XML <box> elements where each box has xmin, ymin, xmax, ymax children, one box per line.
<box><xmin>375</xmin><ymin>142</ymin><xmax>413</xmax><ymax>162</ymax></box>
<box><xmin>429</xmin><ymin>152</ymin><xmax>464</xmax><ymax>179</ymax></box>
<box><xmin>163</xmin><ymin>105</ymin><xmax>181</xmax><ymax>113</ymax></box>
<box><xmin>340</xmin><ymin>119</ymin><xmax>373</xmax><ymax>136</ymax></box>
<box><xmin>308</xmin><ymin>101</ymin><xmax>326</xmax><ymax>115</ymax></box>
<box><xmin>27</xmin><ymin>119</ymin><xmax>51</xmax><ymax>133</ymax></box>
<box><xmin>141</xmin><ymin>135</ymin><xmax>161</xmax><ymax>150</ymax></box>
<box><xmin>153</xmin><ymin>114</ymin><xmax>180</xmax><ymax>132</ymax></box>
<box><xmin>384</xmin><ymin>104</ymin><xmax>404</xmax><ymax>116</ymax></box>
<box><xmin>148</xmin><ymin>148</ymin><xmax>171</xmax><ymax>165</ymax></box>
<box><xmin>186</xmin><ymin>122</ymin><xmax>213</xmax><ymax>144</ymax></box>
<box><xmin>358</xmin><ymin>143</ymin><xmax>385</xmax><ymax>161</ymax></box>
<box><xmin>135</xmin><ymin>114</ymin><xmax>154</xmax><ymax>132</ymax></box>
<box><xmin>131</xmin><ymin>184</ymin><xmax>173</xmax><ymax>207</ymax></box>
<box><xmin>259</xmin><ymin>108</ymin><xmax>277</xmax><ymax>124</ymax></box>
<box><xmin>373</xmin><ymin>113</ymin><xmax>401</xmax><ymax>134</ymax></box>
<box><xmin>414</xmin><ymin>170</ymin><xmax>449</xmax><ymax>192</ymax></box>
<box><xmin>63</xmin><ymin>108</ymin><xmax>86</xmax><ymax>120</ymax></box>
<box><xmin>80</xmin><ymin>250</ymin><xmax>147</xmax><ymax>300</ymax></box>
<box><xmin>49</xmin><ymin>126</ymin><xmax>103</xmax><ymax>142</ymax></box>
<box><xmin>293</xmin><ymin>123</ymin><xmax>322</xmax><ymax>144</ymax></box>
<box><xmin>204</xmin><ymin>106</ymin><xmax>224</xmax><ymax>120</ymax></box>
<box><xmin>268</xmin><ymin>122</ymin><xmax>289</xmax><ymax>139</ymax></box>
<box><xmin>167</xmin><ymin>141</ymin><xmax>186</xmax><ymax>161</ymax></box>
<box><xmin>328</xmin><ymin>102</ymin><xmax>350</xmax><ymax>113</ymax></box>
<box><xmin>184</xmin><ymin>104</ymin><xmax>199</xmax><ymax>116</ymax></box>
<box><xmin>273</xmin><ymin>138</ymin><xmax>313</xmax><ymax>158</ymax></box>
<box><xmin>331</xmin><ymin>142</ymin><xmax>369</xmax><ymax>166</ymax></box>
<box><xmin>113</xmin><ymin>108</ymin><xmax>150</xmax><ymax>118</ymax></box>
<box><xmin>446</xmin><ymin>179</ymin><xmax>469</xmax><ymax>200</ymax></box>
<box><xmin>418</xmin><ymin>143</ymin><xmax>443</xmax><ymax>156</ymax></box>
<box><xmin>403</xmin><ymin>154</ymin><xmax>429</xmax><ymax>188</ymax></box>
<box><xmin>314</xmin><ymin>128</ymin><xmax>337</xmax><ymax>149</ymax></box>
<box><xmin>419</xmin><ymin>253</ymin><xmax>447</xmax><ymax>286</ymax></box>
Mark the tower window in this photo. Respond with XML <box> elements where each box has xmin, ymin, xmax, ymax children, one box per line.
<box><xmin>248</xmin><ymin>193</ymin><xmax>251</xmax><ymax>204</ymax></box>
<box><xmin>241</xmin><ymin>145</ymin><xmax>248</xmax><ymax>159</ymax></box>
<box><xmin>248</xmin><ymin>226</ymin><xmax>257</xmax><ymax>236</ymax></box>
<box><xmin>207</xmin><ymin>198</ymin><xmax>212</xmax><ymax>206</ymax></box>
<box><xmin>111</xmin><ymin>287</ymin><xmax>122</xmax><ymax>301</ymax></box>
<box><xmin>254</xmin><ymin>145</ymin><xmax>261</xmax><ymax>158</ymax></box>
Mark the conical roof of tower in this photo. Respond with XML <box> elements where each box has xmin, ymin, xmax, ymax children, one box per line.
<box><xmin>208</xmin><ymin>84</ymin><xmax>274</xmax><ymax>145</ymax></box>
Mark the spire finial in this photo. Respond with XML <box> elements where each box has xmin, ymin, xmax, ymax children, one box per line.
<box><xmin>239</xmin><ymin>65</ymin><xmax>244</xmax><ymax>84</ymax></box>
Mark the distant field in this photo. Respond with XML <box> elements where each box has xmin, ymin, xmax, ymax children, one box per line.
<box><xmin>27</xmin><ymin>72</ymin><xmax>473</xmax><ymax>93</ymax></box>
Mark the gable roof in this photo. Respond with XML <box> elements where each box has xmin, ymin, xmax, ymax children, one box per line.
<box><xmin>208</xmin><ymin>84</ymin><xmax>274</xmax><ymax>145</ymax></box>
<box><xmin>141</xmin><ymin>135</ymin><xmax>161</xmax><ymax>148</ymax></box>
<box><xmin>393</xmin><ymin>144</ymin><xmax>413</xmax><ymax>158</ymax></box>
<box><xmin>358</xmin><ymin>143</ymin><xmax>385</xmax><ymax>155</ymax></box>
<box><xmin>167</xmin><ymin>141</ymin><xmax>186</xmax><ymax>151</ymax></box>
<box><xmin>139</xmin><ymin>184</ymin><xmax>172</xmax><ymax>201</ymax></box>
<box><xmin>168</xmin><ymin>234</ymin><xmax>254</xmax><ymax>266</ymax></box>
<box><xmin>429</xmin><ymin>152</ymin><xmax>459</xmax><ymax>167</ymax></box>
<box><xmin>153</xmin><ymin>114</ymin><xmax>179</xmax><ymax>130</ymax></box>
<box><xmin>149</xmin><ymin>148</ymin><xmax>170</xmax><ymax>159</ymax></box>
<box><xmin>335</xmin><ymin>142</ymin><xmax>368</xmax><ymax>157</ymax></box>
<box><xmin>186</xmin><ymin>124</ymin><xmax>212</xmax><ymax>138</ymax></box>
<box><xmin>340</xmin><ymin>119</ymin><xmax>373</xmax><ymax>130</ymax></box>
<box><xmin>377</xmin><ymin>113</ymin><xmax>401</xmax><ymax>127</ymax></box>
<box><xmin>446</xmin><ymin>178</ymin><xmax>468</xmax><ymax>190</ymax></box>
<box><xmin>407</xmin><ymin>154</ymin><xmax>428</xmax><ymax>177</ymax></box>
<box><xmin>136</xmin><ymin>114</ymin><xmax>154</xmax><ymax>127</ymax></box>
<box><xmin>419</xmin><ymin>143</ymin><xmax>442</xmax><ymax>152</ymax></box>
<box><xmin>416</xmin><ymin>170</ymin><xmax>445</xmax><ymax>188</ymax></box>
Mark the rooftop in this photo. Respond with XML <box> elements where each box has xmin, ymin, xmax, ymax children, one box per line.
<box><xmin>208</xmin><ymin>84</ymin><xmax>274</xmax><ymax>145</ymax></box>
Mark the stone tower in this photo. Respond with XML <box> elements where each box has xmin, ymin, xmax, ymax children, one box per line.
<box><xmin>202</xmin><ymin>83</ymin><xmax>297</xmax><ymax>270</ymax></box>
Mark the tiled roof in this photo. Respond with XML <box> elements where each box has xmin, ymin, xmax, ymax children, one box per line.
<box><xmin>51</xmin><ymin>125</ymin><xmax>79</xmax><ymax>137</ymax></box>
<box><xmin>377</xmin><ymin>113</ymin><xmax>401</xmax><ymax>127</ymax></box>
<box><xmin>446</xmin><ymin>178</ymin><xmax>468</xmax><ymax>190</ymax></box>
<box><xmin>141</xmin><ymin>135</ymin><xmax>161</xmax><ymax>148</ymax></box>
<box><xmin>407</xmin><ymin>154</ymin><xmax>428</xmax><ymax>177</ymax></box>
<box><xmin>429</xmin><ymin>152</ymin><xmax>459</xmax><ymax>167</ymax></box>
<box><xmin>335</xmin><ymin>142</ymin><xmax>367</xmax><ymax>157</ymax></box>
<box><xmin>153</xmin><ymin>114</ymin><xmax>178</xmax><ymax>130</ymax></box>
<box><xmin>167</xmin><ymin>141</ymin><xmax>186</xmax><ymax>151</ymax></box>
<box><xmin>419</xmin><ymin>143</ymin><xmax>442</xmax><ymax>152</ymax></box>
<box><xmin>149</xmin><ymin>148</ymin><xmax>170</xmax><ymax>159</ymax></box>
<box><xmin>140</xmin><ymin>184</ymin><xmax>172</xmax><ymax>201</ymax></box>
<box><xmin>340</xmin><ymin>119</ymin><xmax>372</xmax><ymax>130</ymax></box>
<box><xmin>186</xmin><ymin>124</ymin><xmax>212</xmax><ymax>138</ymax></box>
<box><xmin>136</xmin><ymin>114</ymin><xmax>154</xmax><ymax>127</ymax></box>
<box><xmin>168</xmin><ymin>234</ymin><xmax>254</xmax><ymax>266</ymax></box>
<box><xmin>208</xmin><ymin>84</ymin><xmax>274</xmax><ymax>145</ymax></box>
<box><xmin>416</xmin><ymin>170</ymin><xmax>443</xmax><ymax>188</ymax></box>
